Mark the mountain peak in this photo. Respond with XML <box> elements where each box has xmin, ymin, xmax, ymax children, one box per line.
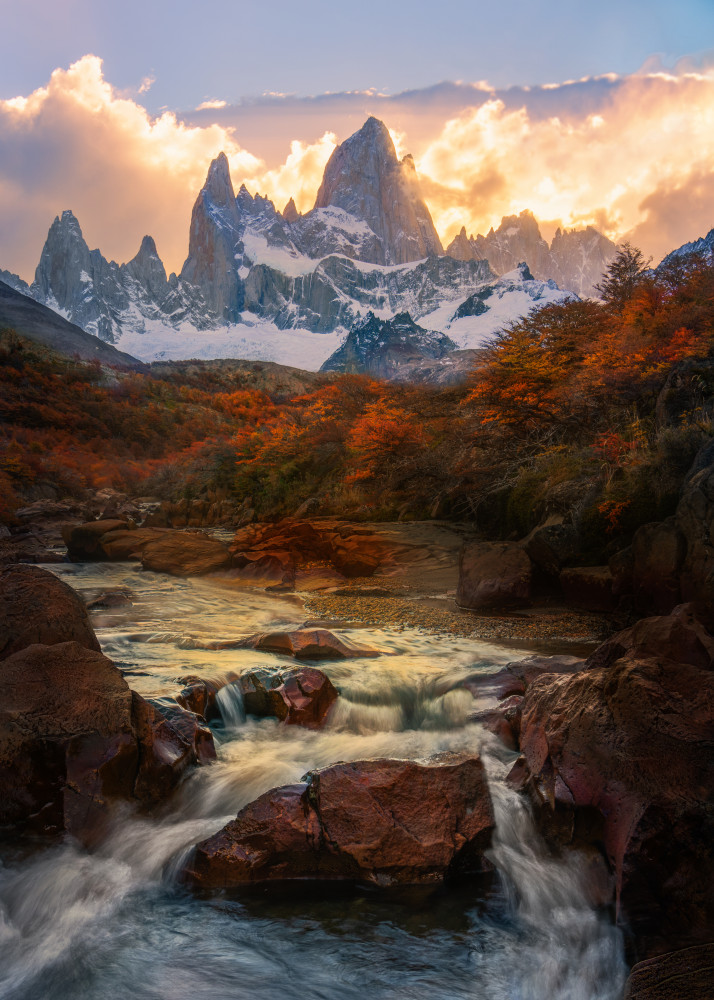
<box><xmin>283</xmin><ymin>197</ymin><xmax>300</xmax><ymax>223</ymax></box>
<box><xmin>313</xmin><ymin>117</ymin><xmax>442</xmax><ymax>264</ymax></box>
<box><xmin>202</xmin><ymin>151</ymin><xmax>236</xmax><ymax>208</ymax></box>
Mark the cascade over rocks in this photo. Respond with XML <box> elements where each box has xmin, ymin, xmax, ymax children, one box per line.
<box><xmin>0</xmin><ymin>566</ymin><xmax>213</xmax><ymax>843</ymax></box>
<box><xmin>515</xmin><ymin>603</ymin><xmax>714</xmax><ymax>959</ymax></box>
<box><xmin>240</xmin><ymin>666</ymin><xmax>338</xmax><ymax>728</ymax></box>
<box><xmin>183</xmin><ymin>752</ymin><xmax>494</xmax><ymax>888</ymax></box>
<box><xmin>0</xmin><ymin>563</ymin><xmax>101</xmax><ymax>659</ymax></box>
<box><xmin>0</xmin><ymin>642</ymin><xmax>207</xmax><ymax>843</ymax></box>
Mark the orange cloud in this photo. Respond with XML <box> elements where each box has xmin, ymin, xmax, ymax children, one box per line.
<box><xmin>2</xmin><ymin>57</ymin><xmax>714</xmax><ymax>282</ymax></box>
<box><xmin>414</xmin><ymin>69</ymin><xmax>714</xmax><ymax>254</ymax></box>
<box><xmin>0</xmin><ymin>56</ymin><xmax>260</xmax><ymax>277</ymax></box>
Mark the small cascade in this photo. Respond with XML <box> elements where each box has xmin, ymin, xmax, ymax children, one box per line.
<box><xmin>483</xmin><ymin>765</ymin><xmax>627</xmax><ymax>1000</ymax></box>
<box><xmin>215</xmin><ymin>681</ymin><xmax>246</xmax><ymax>730</ymax></box>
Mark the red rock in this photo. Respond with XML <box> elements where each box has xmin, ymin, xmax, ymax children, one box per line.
<box><xmin>518</xmin><ymin>605</ymin><xmax>714</xmax><ymax>957</ymax></box>
<box><xmin>0</xmin><ymin>564</ymin><xmax>101</xmax><ymax>660</ymax></box>
<box><xmin>62</xmin><ymin>519</ymin><xmax>129</xmax><ymax>559</ymax></box>
<box><xmin>238</xmin><ymin>627</ymin><xmax>383</xmax><ymax>660</ymax></box>
<box><xmin>0</xmin><ymin>642</ymin><xmax>210</xmax><ymax>844</ymax></box>
<box><xmin>457</xmin><ymin>541</ymin><xmax>532</xmax><ymax>610</ymax></box>
<box><xmin>152</xmin><ymin>703</ymin><xmax>216</xmax><ymax>764</ymax></box>
<box><xmin>229</xmin><ymin>518</ymin><xmax>397</xmax><ymax>581</ymax></box>
<box><xmin>140</xmin><ymin>532</ymin><xmax>232</xmax><ymax>576</ymax></box>
<box><xmin>241</xmin><ymin>666</ymin><xmax>338</xmax><ymax>728</ymax></box>
<box><xmin>183</xmin><ymin>753</ymin><xmax>494</xmax><ymax>888</ymax></box>
<box><xmin>99</xmin><ymin>527</ymin><xmax>168</xmax><ymax>560</ymax></box>
<box><xmin>131</xmin><ymin>694</ymin><xmax>203</xmax><ymax>802</ymax></box>
<box><xmin>0</xmin><ymin>642</ymin><xmax>137</xmax><ymax>841</ymax></box>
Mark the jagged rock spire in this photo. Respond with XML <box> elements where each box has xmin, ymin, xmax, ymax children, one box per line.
<box><xmin>313</xmin><ymin>117</ymin><xmax>443</xmax><ymax>264</ymax></box>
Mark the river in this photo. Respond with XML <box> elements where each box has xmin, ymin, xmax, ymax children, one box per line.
<box><xmin>0</xmin><ymin>561</ymin><xmax>627</xmax><ymax>999</ymax></box>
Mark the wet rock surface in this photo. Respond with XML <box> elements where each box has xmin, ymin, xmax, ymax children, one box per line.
<box><xmin>240</xmin><ymin>666</ymin><xmax>338</xmax><ymax>728</ymax></box>
<box><xmin>183</xmin><ymin>753</ymin><xmax>494</xmax><ymax>888</ymax></box>
<box><xmin>516</xmin><ymin>604</ymin><xmax>714</xmax><ymax>959</ymax></box>
<box><xmin>236</xmin><ymin>627</ymin><xmax>383</xmax><ymax>661</ymax></box>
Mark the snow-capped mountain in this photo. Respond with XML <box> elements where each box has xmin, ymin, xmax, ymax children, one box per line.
<box><xmin>321</xmin><ymin>311</ymin><xmax>455</xmax><ymax>379</ymax></box>
<box><xmin>658</xmin><ymin>226</ymin><xmax>714</xmax><ymax>269</ymax></box>
<box><xmin>2</xmin><ymin>117</ymin><xmax>577</xmax><ymax>369</ymax></box>
<box><xmin>446</xmin><ymin>210</ymin><xmax>618</xmax><ymax>298</ymax></box>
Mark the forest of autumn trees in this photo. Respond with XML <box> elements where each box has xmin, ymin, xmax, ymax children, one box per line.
<box><xmin>2</xmin><ymin>246</ymin><xmax>714</xmax><ymax>560</ymax></box>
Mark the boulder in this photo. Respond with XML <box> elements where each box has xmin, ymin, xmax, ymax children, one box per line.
<box><xmin>0</xmin><ymin>642</ymin><xmax>207</xmax><ymax>843</ymax></box>
<box><xmin>62</xmin><ymin>519</ymin><xmax>129</xmax><ymax>559</ymax></box>
<box><xmin>624</xmin><ymin>943</ymin><xmax>714</xmax><ymax>999</ymax></box>
<box><xmin>98</xmin><ymin>527</ymin><xmax>167</xmax><ymax>561</ymax></box>
<box><xmin>0</xmin><ymin>564</ymin><xmax>101</xmax><ymax>660</ymax></box>
<box><xmin>131</xmin><ymin>694</ymin><xmax>207</xmax><ymax>801</ymax></box>
<box><xmin>456</xmin><ymin>541</ymin><xmax>532</xmax><ymax>610</ymax></box>
<box><xmin>518</xmin><ymin>605</ymin><xmax>714</xmax><ymax>958</ymax></box>
<box><xmin>469</xmin><ymin>696</ymin><xmax>523</xmax><ymax>750</ymax></box>
<box><xmin>140</xmin><ymin>532</ymin><xmax>232</xmax><ymax>576</ymax></box>
<box><xmin>559</xmin><ymin>565</ymin><xmax>615</xmax><ymax>612</ymax></box>
<box><xmin>238</xmin><ymin>627</ymin><xmax>383</xmax><ymax>660</ymax></box>
<box><xmin>150</xmin><ymin>702</ymin><xmax>216</xmax><ymax>764</ymax></box>
<box><xmin>241</xmin><ymin>666</ymin><xmax>338</xmax><ymax>728</ymax></box>
<box><xmin>183</xmin><ymin>753</ymin><xmax>494</xmax><ymax>888</ymax></box>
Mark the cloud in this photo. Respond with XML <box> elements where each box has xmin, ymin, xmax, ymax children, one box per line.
<box><xmin>195</xmin><ymin>99</ymin><xmax>227</xmax><ymax>110</ymax></box>
<box><xmin>2</xmin><ymin>56</ymin><xmax>714</xmax><ymax>282</ymax></box>
<box><xmin>240</xmin><ymin>132</ymin><xmax>336</xmax><ymax>213</ymax></box>
<box><xmin>413</xmin><ymin>69</ymin><xmax>714</xmax><ymax>253</ymax></box>
<box><xmin>0</xmin><ymin>56</ymin><xmax>260</xmax><ymax>277</ymax></box>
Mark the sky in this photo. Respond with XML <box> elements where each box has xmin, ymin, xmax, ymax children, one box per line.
<box><xmin>1</xmin><ymin>0</ymin><xmax>714</xmax><ymax>279</ymax></box>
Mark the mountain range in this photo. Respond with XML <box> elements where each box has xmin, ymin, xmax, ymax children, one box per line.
<box><xmin>0</xmin><ymin>116</ymin><xmax>628</xmax><ymax>369</ymax></box>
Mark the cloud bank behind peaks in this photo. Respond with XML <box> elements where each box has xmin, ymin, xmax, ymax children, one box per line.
<box><xmin>2</xmin><ymin>55</ymin><xmax>714</xmax><ymax>279</ymax></box>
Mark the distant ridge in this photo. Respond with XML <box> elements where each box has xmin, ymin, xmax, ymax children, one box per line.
<box><xmin>0</xmin><ymin>279</ymin><xmax>145</xmax><ymax>369</ymax></box>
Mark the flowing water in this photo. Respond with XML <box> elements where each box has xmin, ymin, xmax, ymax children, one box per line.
<box><xmin>0</xmin><ymin>562</ymin><xmax>627</xmax><ymax>999</ymax></box>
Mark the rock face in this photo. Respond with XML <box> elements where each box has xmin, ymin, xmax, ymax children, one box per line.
<box><xmin>611</xmin><ymin>443</ymin><xmax>714</xmax><ymax>620</ymax></box>
<box><xmin>0</xmin><ymin>279</ymin><xmax>143</xmax><ymax>367</ymax></box>
<box><xmin>180</xmin><ymin>152</ymin><xmax>244</xmax><ymax>322</ymax></box>
<box><xmin>457</xmin><ymin>541</ymin><xmax>532</xmax><ymax>609</ymax></box>
<box><xmin>624</xmin><ymin>943</ymin><xmax>714</xmax><ymax>999</ymax></box>
<box><xmin>0</xmin><ymin>564</ymin><xmax>101</xmax><ymax>659</ymax></box>
<box><xmin>517</xmin><ymin>604</ymin><xmax>714</xmax><ymax>958</ymax></box>
<box><xmin>314</xmin><ymin>117</ymin><xmax>443</xmax><ymax>265</ymax></box>
<box><xmin>320</xmin><ymin>311</ymin><xmax>455</xmax><ymax>378</ymax></box>
<box><xmin>446</xmin><ymin>211</ymin><xmax>617</xmax><ymax>297</ymax></box>
<box><xmin>0</xmin><ymin>642</ymin><xmax>203</xmax><ymax>842</ymax></box>
<box><xmin>183</xmin><ymin>753</ymin><xmax>494</xmax><ymax>888</ymax></box>
<box><xmin>140</xmin><ymin>532</ymin><xmax>232</xmax><ymax>576</ymax></box>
